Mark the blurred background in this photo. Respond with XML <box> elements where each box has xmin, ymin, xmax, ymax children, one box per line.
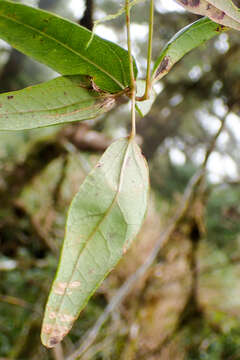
<box><xmin>1</xmin><ymin>0</ymin><xmax>240</xmax><ymax>359</ymax></box>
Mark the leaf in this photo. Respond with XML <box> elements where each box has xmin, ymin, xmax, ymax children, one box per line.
<box><xmin>41</xmin><ymin>137</ymin><xmax>149</xmax><ymax>348</ymax></box>
<box><xmin>0</xmin><ymin>75</ymin><xmax>116</xmax><ymax>130</ymax></box>
<box><xmin>174</xmin><ymin>0</ymin><xmax>240</xmax><ymax>31</ymax></box>
<box><xmin>152</xmin><ymin>17</ymin><xmax>228</xmax><ymax>83</ymax></box>
<box><xmin>135</xmin><ymin>80</ymin><xmax>157</xmax><ymax>117</ymax></box>
<box><xmin>0</xmin><ymin>0</ymin><xmax>138</xmax><ymax>93</ymax></box>
<box><xmin>207</xmin><ymin>0</ymin><xmax>240</xmax><ymax>23</ymax></box>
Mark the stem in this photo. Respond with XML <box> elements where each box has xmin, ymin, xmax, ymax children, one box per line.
<box><xmin>144</xmin><ymin>0</ymin><xmax>154</xmax><ymax>100</ymax></box>
<box><xmin>125</xmin><ymin>0</ymin><xmax>136</xmax><ymax>138</ymax></box>
<box><xmin>130</xmin><ymin>88</ymin><xmax>136</xmax><ymax>138</ymax></box>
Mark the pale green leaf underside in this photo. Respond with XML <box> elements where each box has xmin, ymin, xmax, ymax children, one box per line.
<box><xmin>207</xmin><ymin>0</ymin><xmax>240</xmax><ymax>23</ymax></box>
<box><xmin>152</xmin><ymin>17</ymin><xmax>228</xmax><ymax>83</ymax></box>
<box><xmin>174</xmin><ymin>0</ymin><xmax>240</xmax><ymax>32</ymax></box>
<box><xmin>0</xmin><ymin>0</ymin><xmax>137</xmax><ymax>93</ymax></box>
<box><xmin>0</xmin><ymin>76</ymin><xmax>114</xmax><ymax>130</ymax></box>
<box><xmin>135</xmin><ymin>80</ymin><xmax>157</xmax><ymax>117</ymax></box>
<box><xmin>41</xmin><ymin>137</ymin><xmax>149</xmax><ymax>348</ymax></box>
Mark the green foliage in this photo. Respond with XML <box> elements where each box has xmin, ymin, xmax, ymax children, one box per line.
<box><xmin>206</xmin><ymin>186</ymin><xmax>240</xmax><ymax>248</ymax></box>
<box><xmin>0</xmin><ymin>0</ymin><xmax>239</xmax><ymax>350</ymax></box>
<box><xmin>152</xmin><ymin>17</ymin><xmax>228</xmax><ymax>83</ymax></box>
<box><xmin>41</xmin><ymin>137</ymin><xmax>149</xmax><ymax>347</ymax></box>
<box><xmin>0</xmin><ymin>75</ymin><xmax>115</xmax><ymax>130</ymax></box>
<box><xmin>0</xmin><ymin>0</ymin><xmax>137</xmax><ymax>92</ymax></box>
<box><xmin>184</xmin><ymin>321</ymin><xmax>240</xmax><ymax>360</ymax></box>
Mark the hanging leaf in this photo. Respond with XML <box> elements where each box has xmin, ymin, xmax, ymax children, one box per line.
<box><xmin>174</xmin><ymin>0</ymin><xmax>240</xmax><ymax>31</ymax></box>
<box><xmin>41</xmin><ymin>137</ymin><xmax>149</xmax><ymax>348</ymax></box>
<box><xmin>152</xmin><ymin>17</ymin><xmax>228</xmax><ymax>84</ymax></box>
<box><xmin>0</xmin><ymin>0</ymin><xmax>137</xmax><ymax>93</ymax></box>
<box><xmin>0</xmin><ymin>75</ymin><xmax>117</xmax><ymax>130</ymax></box>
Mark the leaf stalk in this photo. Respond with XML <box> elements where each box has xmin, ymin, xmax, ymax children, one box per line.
<box><xmin>125</xmin><ymin>0</ymin><xmax>136</xmax><ymax>138</ymax></box>
<box><xmin>144</xmin><ymin>0</ymin><xmax>154</xmax><ymax>100</ymax></box>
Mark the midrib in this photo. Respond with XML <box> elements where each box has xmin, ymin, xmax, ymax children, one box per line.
<box><xmin>0</xmin><ymin>12</ymin><xmax>125</xmax><ymax>90</ymax></box>
<box><xmin>47</xmin><ymin>139</ymin><xmax>132</xmax><ymax>343</ymax></box>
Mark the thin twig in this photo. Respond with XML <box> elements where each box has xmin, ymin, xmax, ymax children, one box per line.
<box><xmin>125</xmin><ymin>0</ymin><xmax>135</xmax><ymax>91</ymax></box>
<box><xmin>144</xmin><ymin>0</ymin><xmax>154</xmax><ymax>100</ymax></box>
<box><xmin>66</xmin><ymin>117</ymin><xmax>226</xmax><ymax>360</ymax></box>
<box><xmin>86</xmin><ymin>0</ymin><xmax>146</xmax><ymax>48</ymax></box>
<box><xmin>125</xmin><ymin>0</ymin><xmax>136</xmax><ymax>138</ymax></box>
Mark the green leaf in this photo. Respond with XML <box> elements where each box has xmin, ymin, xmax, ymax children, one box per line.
<box><xmin>0</xmin><ymin>75</ymin><xmax>116</xmax><ymax>130</ymax></box>
<box><xmin>174</xmin><ymin>0</ymin><xmax>240</xmax><ymax>31</ymax></box>
<box><xmin>0</xmin><ymin>0</ymin><xmax>137</xmax><ymax>93</ymax></box>
<box><xmin>152</xmin><ymin>17</ymin><xmax>228</xmax><ymax>83</ymax></box>
<box><xmin>135</xmin><ymin>80</ymin><xmax>157</xmax><ymax>117</ymax></box>
<box><xmin>41</xmin><ymin>137</ymin><xmax>149</xmax><ymax>348</ymax></box>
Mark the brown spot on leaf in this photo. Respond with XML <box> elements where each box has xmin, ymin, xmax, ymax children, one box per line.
<box><xmin>59</xmin><ymin>313</ymin><xmax>75</xmax><ymax>322</ymax></box>
<box><xmin>214</xmin><ymin>10</ymin><xmax>225</xmax><ymax>20</ymax></box>
<box><xmin>7</xmin><ymin>96</ymin><xmax>14</xmax><ymax>100</ymax></box>
<box><xmin>216</xmin><ymin>24</ymin><xmax>226</xmax><ymax>32</ymax></box>
<box><xmin>69</xmin><ymin>281</ymin><xmax>81</xmax><ymax>288</ymax></box>
<box><xmin>189</xmin><ymin>0</ymin><xmax>200</xmax><ymax>6</ymax></box>
<box><xmin>47</xmin><ymin>325</ymin><xmax>69</xmax><ymax>346</ymax></box>
<box><xmin>90</xmin><ymin>78</ymin><xmax>101</xmax><ymax>92</ymax></box>
<box><xmin>53</xmin><ymin>282</ymin><xmax>68</xmax><ymax>295</ymax></box>
<box><xmin>154</xmin><ymin>56</ymin><xmax>171</xmax><ymax>79</ymax></box>
<box><xmin>49</xmin><ymin>312</ymin><xmax>57</xmax><ymax>320</ymax></box>
<box><xmin>206</xmin><ymin>4</ymin><xmax>225</xmax><ymax>20</ymax></box>
<box><xmin>100</xmin><ymin>97</ymin><xmax>116</xmax><ymax>111</ymax></box>
<box><xmin>42</xmin><ymin>324</ymin><xmax>53</xmax><ymax>334</ymax></box>
<box><xmin>211</xmin><ymin>9</ymin><xmax>225</xmax><ymax>20</ymax></box>
<box><xmin>49</xmin><ymin>338</ymin><xmax>59</xmax><ymax>347</ymax></box>
<box><xmin>88</xmin><ymin>269</ymin><xmax>95</xmax><ymax>275</ymax></box>
<box><xmin>179</xmin><ymin>0</ymin><xmax>200</xmax><ymax>7</ymax></box>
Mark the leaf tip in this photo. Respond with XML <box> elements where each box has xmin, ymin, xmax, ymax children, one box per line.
<box><xmin>41</xmin><ymin>322</ymin><xmax>71</xmax><ymax>348</ymax></box>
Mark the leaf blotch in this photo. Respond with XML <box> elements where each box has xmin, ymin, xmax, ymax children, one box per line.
<box><xmin>7</xmin><ymin>95</ymin><xmax>14</xmax><ymax>100</ymax></box>
<box><xmin>49</xmin><ymin>312</ymin><xmax>57</xmax><ymax>320</ymax></box>
<box><xmin>53</xmin><ymin>282</ymin><xmax>68</xmax><ymax>295</ymax></box>
<box><xmin>59</xmin><ymin>313</ymin><xmax>75</xmax><ymax>322</ymax></box>
<box><xmin>216</xmin><ymin>24</ymin><xmax>226</xmax><ymax>32</ymax></box>
<box><xmin>179</xmin><ymin>0</ymin><xmax>200</xmax><ymax>6</ymax></box>
<box><xmin>49</xmin><ymin>338</ymin><xmax>59</xmax><ymax>347</ymax></box>
<box><xmin>45</xmin><ymin>325</ymin><xmax>70</xmax><ymax>347</ymax></box>
<box><xmin>100</xmin><ymin>97</ymin><xmax>116</xmax><ymax>111</ymax></box>
<box><xmin>42</xmin><ymin>324</ymin><xmax>53</xmax><ymax>334</ymax></box>
<box><xmin>155</xmin><ymin>56</ymin><xmax>171</xmax><ymax>79</ymax></box>
<box><xmin>69</xmin><ymin>281</ymin><xmax>81</xmax><ymax>288</ymax></box>
<box><xmin>190</xmin><ymin>0</ymin><xmax>200</xmax><ymax>6</ymax></box>
<box><xmin>206</xmin><ymin>4</ymin><xmax>225</xmax><ymax>20</ymax></box>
